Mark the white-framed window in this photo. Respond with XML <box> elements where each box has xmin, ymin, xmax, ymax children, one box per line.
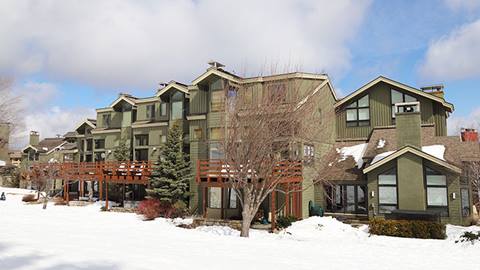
<box><xmin>378</xmin><ymin>167</ymin><xmax>397</xmax><ymax>214</ymax></box>
<box><xmin>304</xmin><ymin>144</ymin><xmax>315</xmax><ymax>163</ymax></box>
<box><xmin>391</xmin><ymin>89</ymin><xmax>417</xmax><ymax>118</ymax></box>
<box><xmin>208</xmin><ymin>187</ymin><xmax>221</xmax><ymax>208</ymax></box>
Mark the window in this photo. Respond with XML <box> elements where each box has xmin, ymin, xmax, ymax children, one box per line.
<box><xmin>208</xmin><ymin>187</ymin><xmax>221</xmax><ymax>208</ymax></box>
<box><xmin>391</xmin><ymin>89</ymin><xmax>417</xmax><ymax>118</ymax></box>
<box><xmin>461</xmin><ymin>188</ymin><xmax>470</xmax><ymax>217</ymax></box>
<box><xmin>378</xmin><ymin>167</ymin><xmax>397</xmax><ymax>214</ymax></box>
<box><xmin>94</xmin><ymin>139</ymin><xmax>105</xmax><ymax>149</ymax></box>
<box><xmin>228</xmin><ymin>188</ymin><xmax>237</xmax><ymax>208</ymax></box>
<box><xmin>346</xmin><ymin>95</ymin><xmax>370</xmax><ymax>127</ymax></box>
<box><xmin>86</xmin><ymin>139</ymin><xmax>93</xmax><ymax>151</ymax></box>
<box><xmin>193</xmin><ymin>128</ymin><xmax>203</xmax><ymax>140</ymax></box>
<box><xmin>94</xmin><ymin>152</ymin><xmax>105</xmax><ymax>161</ymax></box>
<box><xmin>171</xmin><ymin>91</ymin><xmax>183</xmax><ymax>120</ymax></box>
<box><xmin>160</xmin><ymin>102</ymin><xmax>167</xmax><ymax>117</ymax></box>
<box><xmin>211</xmin><ymin>90</ymin><xmax>224</xmax><ymax>112</ymax></box>
<box><xmin>304</xmin><ymin>144</ymin><xmax>315</xmax><ymax>163</ymax></box>
<box><xmin>425</xmin><ymin>167</ymin><xmax>448</xmax><ymax>216</ymax></box>
<box><xmin>135</xmin><ymin>149</ymin><xmax>149</xmax><ymax>161</ymax></box>
<box><xmin>210</xmin><ymin>127</ymin><xmax>224</xmax><ymax>140</ymax></box>
<box><xmin>209</xmin><ymin>142</ymin><xmax>224</xmax><ymax>159</ymax></box>
<box><xmin>146</xmin><ymin>104</ymin><xmax>155</xmax><ymax>120</ymax></box>
<box><xmin>102</xmin><ymin>114</ymin><xmax>111</xmax><ymax>128</ymax></box>
<box><xmin>135</xmin><ymin>135</ymin><xmax>149</xmax><ymax>146</ymax></box>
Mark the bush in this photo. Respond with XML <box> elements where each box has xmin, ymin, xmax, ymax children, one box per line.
<box><xmin>276</xmin><ymin>216</ymin><xmax>298</xmax><ymax>229</ymax></box>
<box><xmin>455</xmin><ymin>231</ymin><xmax>480</xmax><ymax>244</ymax></box>
<box><xmin>22</xmin><ymin>194</ymin><xmax>37</xmax><ymax>202</ymax></box>
<box><xmin>137</xmin><ymin>199</ymin><xmax>162</xmax><ymax>220</ymax></box>
<box><xmin>369</xmin><ymin>219</ymin><xmax>446</xmax><ymax>239</ymax></box>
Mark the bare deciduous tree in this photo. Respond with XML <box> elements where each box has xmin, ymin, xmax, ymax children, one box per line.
<box><xmin>30</xmin><ymin>163</ymin><xmax>60</xmax><ymax>209</ymax></box>
<box><xmin>219</xmin><ymin>75</ymin><xmax>330</xmax><ymax>237</ymax></box>
<box><xmin>0</xmin><ymin>77</ymin><xmax>21</xmax><ymax>130</ymax></box>
<box><xmin>465</xmin><ymin>161</ymin><xmax>480</xmax><ymax>210</ymax></box>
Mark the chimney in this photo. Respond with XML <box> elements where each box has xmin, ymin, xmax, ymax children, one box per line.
<box><xmin>461</xmin><ymin>128</ymin><xmax>478</xmax><ymax>142</ymax></box>
<box><xmin>208</xmin><ymin>60</ymin><xmax>225</xmax><ymax>70</ymax></box>
<box><xmin>421</xmin><ymin>85</ymin><xmax>444</xmax><ymax>99</ymax></box>
<box><xmin>30</xmin><ymin>131</ymin><xmax>40</xmax><ymax>146</ymax></box>
<box><xmin>395</xmin><ymin>102</ymin><xmax>422</xmax><ymax>149</ymax></box>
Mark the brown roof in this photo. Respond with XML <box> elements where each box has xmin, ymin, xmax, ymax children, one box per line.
<box><xmin>322</xmin><ymin>126</ymin><xmax>480</xmax><ymax>181</ymax></box>
<box><xmin>37</xmin><ymin>138</ymin><xmax>65</xmax><ymax>153</ymax></box>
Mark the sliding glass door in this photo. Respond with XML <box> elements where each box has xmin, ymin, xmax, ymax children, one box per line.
<box><xmin>326</xmin><ymin>184</ymin><xmax>367</xmax><ymax>214</ymax></box>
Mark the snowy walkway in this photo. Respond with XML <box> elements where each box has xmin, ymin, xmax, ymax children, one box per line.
<box><xmin>0</xmin><ymin>187</ymin><xmax>479</xmax><ymax>270</ymax></box>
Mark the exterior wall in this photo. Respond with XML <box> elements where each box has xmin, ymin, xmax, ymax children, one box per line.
<box><xmin>367</xmin><ymin>157</ymin><xmax>466</xmax><ymax>225</ymax></box>
<box><xmin>397</xmin><ymin>153</ymin><xmax>425</xmax><ymax>210</ymax></box>
<box><xmin>336</xmin><ymin>82</ymin><xmax>448</xmax><ymax>140</ymax></box>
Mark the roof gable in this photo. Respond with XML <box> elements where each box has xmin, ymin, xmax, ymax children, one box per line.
<box><xmin>109</xmin><ymin>95</ymin><xmax>136</xmax><ymax>108</ymax></box>
<box><xmin>363</xmin><ymin>145</ymin><xmax>461</xmax><ymax>174</ymax></box>
<box><xmin>156</xmin><ymin>81</ymin><xmax>189</xmax><ymax>97</ymax></box>
<box><xmin>192</xmin><ymin>68</ymin><xmax>242</xmax><ymax>85</ymax></box>
<box><xmin>335</xmin><ymin>76</ymin><xmax>454</xmax><ymax>112</ymax></box>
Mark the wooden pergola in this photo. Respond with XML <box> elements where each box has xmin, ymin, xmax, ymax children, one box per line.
<box><xmin>29</xmin><ymin>161</ymin><xmax>152</xmax><ymax>208</ymax></box>
<box><xmin>195</xmin><ymin>159</ymin><xmax>303</xmax><ymax>230</ymax></box>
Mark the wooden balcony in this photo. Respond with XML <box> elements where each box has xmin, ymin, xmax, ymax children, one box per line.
<box><xmin>195</xmin><ymin>159</ymin><xmax>303</xmax><ymax>184</ymax></box>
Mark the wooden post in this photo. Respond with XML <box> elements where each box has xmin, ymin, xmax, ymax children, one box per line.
<box><xmin>221</xmin><ymin>187</ymin><xmax>224</xmax><ymax>219</ymax></box>
<box><xmin>105</xmin><ymin>181</ymin><xmax>109</xmax><ymax>210</ymax></box>
<box><xmin>271</xmin><ymin>191</ymin><xmax>276</xmax><ymax>231</ymax></box>
<box><xmin>99</xmin><ymin>179</ymin><xmax>103</xmax><ymax>200</ymax></box>
<box><xmin>66</xmin><ymin>181</ymin><xmax>70</xmax><ymax>204</ymax></box>
<box><xmin>202</xmin><ymin>185</ymin><xmax>207</xmax><ymax>218</ymax></box>
<box><xmin>79</xmin><ymin>180</ymin><xmax>84</xmax><ymax>198</ymax></box>
<box><xmin>285</xmin><ymin>184</ymin><xmax>290</xmax><ymax>216</ymax></box>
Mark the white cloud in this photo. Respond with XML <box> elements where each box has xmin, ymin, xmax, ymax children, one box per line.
<box><xmin>445</xmin><ymin>0</ymin><xmax>480</xmax><ymax>11</ymax></box>
<box><xmin>0</xmin><ymin>0</ymin><xmax>371</xmax><ymax>89</ymax></box>
<box><xmin>419</xmin><ymin>19</ymin><xmax>480</xmax><ymax>81</ymax></box>
<box><xmin>447</xmin><ymin>108</ymin><xmax>480</xmax><ymax>135</ymax></box>
<box><xmin>9</xmin><ymin>81</ymin><xmax>94</xmax><ymax>149</ymax></box>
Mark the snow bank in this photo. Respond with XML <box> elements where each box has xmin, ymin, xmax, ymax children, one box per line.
<box><xmin>0</xmin><ymin>187</ymin><xmax>37</xmax><ymax>196</ymax></box>
<box><xmin>371</xmin><ymin>145</ymin><xmax>446</xmax><ymax>165</ymax></box>
<box><xmin>337</xmin><ymin>143</ymin><xmax>368</xmax><ymax>169</ymax></box>
<box><xmin>0</xmin><ymin>160</ymin><xmax>5</xmax><ymax>166</ymax></box>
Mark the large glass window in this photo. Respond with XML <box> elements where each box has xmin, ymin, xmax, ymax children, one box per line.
<box><xmin>94</xmin><ymin>139</ymin><xmax>105</xmax><ymax>149</ymax></box>
<box><xmin>228</xmin><ymin>188</ymin><xmax>237</xmax><ymax>208</ymax></box>
<box><xmin>135</xmin><ymin>135</ymin><xmax>149</xmax><ymax>146</ymax></box>
<box><xmin>378</xmin><ymin>167</ymin><xmax>397</xmax><ymax>214</ymax></box>
<box><xmin>208</xmin><ymin>187</ymin><xmax>221</xmax><ymax>208</ymax></box>
<box><xmin>211</xmin><ymin>90</ymin><xmax>225</xmax><ymax>112</ymax></box>
<box><xmin>102</xmin><ymin>114</ymin><xmax>111</xmax><ymax>128</ymax></box>
<box><xmin>160</xmin><ymin>102</ymin><xmax>167</xmax><ymax>117</ymax></box>
<box><xmin>391</xmin><ymin>89</ymin><xmax>417</xmax><ymax>118</ymax></box>
<box><xmin>426</xmin><ymin>167</ymin><xmax>448</xmax><ymax>216</ymax></box>
<box><xmin>171</xmin><ymin>92</ymin><xmax>183</xmax><ymax>120</ymax></box>
<box><xmin>461</xmin><ymin>188</ymin><xmax>470</xmax><ymax>217</ymax></box>
<box><xmin>346</xmin><ymin>95</ymin><xmax>370</xmax><ymax>127</ymax></box>
<box><xmin>146</xmin><ymin>104</ymin><xmax>155</xmax><ymax>120</ymax></box>
<box><xmin>209</xmin><ymin>142</ymin><xmax>224</xmax><ymax>160</ymax></box>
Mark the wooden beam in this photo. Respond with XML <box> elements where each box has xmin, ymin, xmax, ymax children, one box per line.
<box><xmin>271</xmin><ymin>191</ymin><xmax>276</xmax><ymax>232</ymax></box>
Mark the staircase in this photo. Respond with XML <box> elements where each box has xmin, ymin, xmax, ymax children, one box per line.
<box><xmin>324</xmin><ymin>212</ymin><xmax>369</xmax><ymax>228</ymax></box>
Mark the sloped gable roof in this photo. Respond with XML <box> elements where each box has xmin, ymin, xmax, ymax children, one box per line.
<box><xmin>363</xmin><ymin>145</ymin><xmax>461</xmax><ymax>174</ymax></box>
<box><xmin>335</xmin><ymin>76</ymin><xmax>454</xmax><ymax>112</ymax></box>
<box><xmin>156</xmin><ymin>81</ymin><xmax>189</xmax><ymax>97</ymax></box>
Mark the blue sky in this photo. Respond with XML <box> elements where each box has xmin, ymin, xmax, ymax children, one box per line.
<box><xmin>1</xmin><ymin>0</ymin><xmax>480</xmax><ymax>147</ymax></box>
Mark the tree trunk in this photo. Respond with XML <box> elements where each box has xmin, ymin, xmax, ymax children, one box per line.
<box><xmin>240</xmin><ymin>209</ymin><xmax>253</xmax><ymax>237</ymax></box>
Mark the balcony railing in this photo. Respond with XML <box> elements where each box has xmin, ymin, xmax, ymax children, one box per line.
<box><xmin>195</xmin><ymin>159</ymin><xmax>303</xmax><ymax>184</ymax></box>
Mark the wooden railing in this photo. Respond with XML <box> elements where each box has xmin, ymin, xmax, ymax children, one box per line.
<box><xmin>196</xmin><ymin>159</ymin><xmax>303</xmax><ymax>184</ymax></box>
<box><xmin>28</xmin><ymin>161</ymin><xmax>153</xmax><ymax>185</ymax></box>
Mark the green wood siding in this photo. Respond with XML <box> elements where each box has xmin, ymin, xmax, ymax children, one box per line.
<box><xmin>336</xmin><ymin>82</ymin><xmax>448</xmax><ymax>139</ymax></box>
<box><xmin>189</xmin><ymin>86</ymin><xmax>208</xmax><ymax>114</ymax></box>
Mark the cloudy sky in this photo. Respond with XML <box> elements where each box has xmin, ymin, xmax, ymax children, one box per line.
<box><xmin>1</xmin><ymin>0</ymin><xmax>480</xmax><ymax>148</ymax></box>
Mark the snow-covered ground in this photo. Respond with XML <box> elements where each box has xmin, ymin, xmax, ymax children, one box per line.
<box><xmin>0</xmin><ymin>187</ymin><xmax>479</xmax><ymax>270</ymax></box>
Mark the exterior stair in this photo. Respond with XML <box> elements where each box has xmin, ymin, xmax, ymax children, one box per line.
<box><xmin>324</xmin><ymin>212</ymin><xmax>369</xmax><ymax>228</ymax></box>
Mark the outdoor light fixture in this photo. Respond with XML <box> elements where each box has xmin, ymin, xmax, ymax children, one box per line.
<box><xmin>370</xmin><ymin>191</ymin><xmax>375</xmax><ymax>198</ymax></box>
<box><xmin>451</xmin><ymin>193</ymin><xmax>456</xmax><ymax>200</ymax></box>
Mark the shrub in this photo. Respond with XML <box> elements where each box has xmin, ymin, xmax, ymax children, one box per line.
<box><xmin>22</xmin><ymin>194</ymin><xmax>37</xmax><ymax>202</ymax></box>
<box><xmin>137</xmin><ymin>199</ymin><xmax>162</xmax><ymax>220</ymax></box>
<box><xmin>369</xmin><ymin>219</ymin><xmax>446</xmax><ymax>239</ymax></box>
<box><xmin>276</xmin><ymin>216</ymin><xmax>298</xmax><ymax>229</ymax></box>
<box><xmin>455</xmin><ymin>231</ymin><xmax>480</xmax><ymax>244</ymax></box>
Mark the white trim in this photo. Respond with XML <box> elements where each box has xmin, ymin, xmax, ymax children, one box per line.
<box><xmin>186</xmin><ymin>115</ymin><xmax>207</xmax><ymax>121</ymax></box>
<box><xmin>192</xmin><ymin>69</ymin><xmax>242</xmax><ymax>85</ymax></box>
<box><xmin>109</xmin><ymin>95</ymin><xmax>136</xmax><ymax>108</ymax></box>
<box><xmin>46</xmin><ymin>141</ymin><xmax>68</xmax><ymax>155</ymax></box>
<box><xmin>363</xmin><ymin>146</ymin><xmax>461</xmax><ymax>174</ymax></box>
<box><xmin>132</xmin><ymin>122</ymin><xmax>168</xmax><ymax>128</ymax></box>
<box><xmin>91</xmin><ymin>129</ymin><xmax>121</xmax><ymax>134</ymax></box>
<box><xmin>335</xmin><ymin>76</ymin><xmax>454</xmax><ymax>112</ymax></box>
<box><xmin>156</xmin><ymin>81</ymin><xmax>189</xmax><ymax>97</ymax></box>
<box><xmin>96</xmin><ymin>108</ymin><xmax>114</xmax><ymax>113</ymax></box>
<box><xmin>22</xmin><ymin>145</ymin><xmax>38</xmax><ymax>152</ymax></box>
<box><xmin>74</xmin><ymin>119</ymin><xmax>96</xmax><ymax>132</ymax></box>
<box><xmin>135</xmin><ymin>97</ymin><xmax>160</xmax><ymax>103</ymax></box>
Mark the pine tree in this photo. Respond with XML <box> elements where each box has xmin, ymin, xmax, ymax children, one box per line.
<box><xmin>113</xmin><ymin>140</ymin><xmax>130</xmax><ymax>161</ymax></box>
<box><xmin>147</xmin><ymin>122</ymin><xmax>191</xmax><ymax>205</ymax></box>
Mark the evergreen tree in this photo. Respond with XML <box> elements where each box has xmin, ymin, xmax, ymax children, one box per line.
<box><xmin>113</xmin><ymin>140</ymin><xmax>130</xmax><ymax>161</ymax></box>
<box><xmin>147</xmin><ymin>122</ymin><xmax>191</xmax><ymax>205</ymax></box>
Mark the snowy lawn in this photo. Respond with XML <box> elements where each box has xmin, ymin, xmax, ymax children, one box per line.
<box><xmin>1</xmin><ymin>188</ymin><xmax>479</xmax><ymax>270</ymax></box>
